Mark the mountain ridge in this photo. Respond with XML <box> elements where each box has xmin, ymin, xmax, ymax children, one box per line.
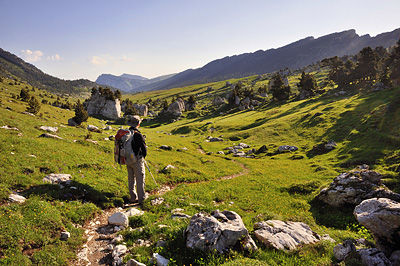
<box><xmin>0</xmin><ymin>47</ymin><xmax>99</xmax><ymax>94</ymax></box>
<box><xmin>131</xmin><ymin>28</ymin><xmax>400</xmax><ymax>91</ymax></box>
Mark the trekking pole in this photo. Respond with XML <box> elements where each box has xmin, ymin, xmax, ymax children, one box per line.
<box><xmin>144</xmin><ymin>160</ymin><xmax>159</xmax><ymax>189</ymax></box>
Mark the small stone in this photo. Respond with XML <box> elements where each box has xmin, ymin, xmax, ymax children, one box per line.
<box><xmin>60</xmin><ymin>231</ymin><xmax>71</xmax><ymax>241</ymax></box>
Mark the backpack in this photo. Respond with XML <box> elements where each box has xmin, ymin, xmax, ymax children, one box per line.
<box><xmin>114</xmin><ymin>129</ymin><xmax>138</xmax><ymax>165</ymax></box>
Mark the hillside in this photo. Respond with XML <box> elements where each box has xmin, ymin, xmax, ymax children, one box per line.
<box><xmin>1</xmin><ymin>54</ymin><xmax>400</xmax><ymax>266</ymax></box>
<box><xmin>95</xmin><ymin>73</ymin><xmax>176</xmax><ymax>93</ymax></box>
<box><xmin>0</xmin><ymin>48</ymin><xmax>99</xmax><ymax>95</ymax></box>
<box><xmin>134</xmin><ymin>28</ymin><xmax>400</xmax><ymax>91</ymax></box>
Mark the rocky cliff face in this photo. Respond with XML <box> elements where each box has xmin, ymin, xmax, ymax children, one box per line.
<box><xmin>85</xmin><ymin>92</ymin><xmax>121</xmax><ymax>120</ymax></box>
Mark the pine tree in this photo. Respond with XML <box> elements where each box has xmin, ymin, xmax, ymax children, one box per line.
<box><xmin>20</xmin><ymin>88</ymin><xmax>30</xmax><ymax>102</ymax></box>
<box><xmin>73</xmin><ymin>100</ymin><xmax>88</xmax><ymax>125</ymax></box>
<box><xmin>297</xmin><ymin>71</ymin><xmax>318</xmax><ymax>98</ymax></box>
<box><xmin>270</xmin><ymin>73</ymin><xmax>291</xmax><ymax>101</ymax></box>
<box><xmin>26</xmin><ymin>96</ymin><xmax>40</xmax><ymax>114</ymax></box>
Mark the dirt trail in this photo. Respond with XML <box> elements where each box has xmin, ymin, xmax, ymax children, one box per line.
<box><xmin>73</xmin><ymin>148</ymin><xmax>249</xmax><ymax>265</ymax></box>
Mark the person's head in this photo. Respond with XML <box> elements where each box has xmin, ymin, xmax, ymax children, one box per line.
<box><xmin>127</xmin><ymin>115</ymin><xmax>142</xmax><ymax>128</ymax></box>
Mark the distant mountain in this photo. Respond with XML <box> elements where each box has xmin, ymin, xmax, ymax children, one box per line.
<box><xmin>95</xmin><ymin>73</ymin><xmax>176</xmax><ymax>93</ymax></box>
<box><xmin>137</xmin><ymin>28</ymin><xmax>400</xmax><ymax>91</ymax></box>
<box><xmin>0</xmin><ymin>48</ymin><xmax>99</xmax><ymax>94</ymax></box>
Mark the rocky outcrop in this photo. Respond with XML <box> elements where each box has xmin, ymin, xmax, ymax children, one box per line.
<box><xmin>86</xmin><ymin>92</ymin><xmax>121</xmax><ymax>119</ymax></box>
<box><xmin>316</xmin><ymin>167</ymin><xmax>400</xmax><ymax>207</ymax></box>
<box><xmin>354</xmin><ymin>198</ymin><xmax>400</xmax><ymax>257</ymax></box>
<box><xmin>254</xmin><ymin>220</ymin><xmax>321</xmax><ymax>251</ymax></box>
<box><xmin>185</xmin><ymin>210</ymin><xmax>257</xmax><ymax>253</ymax></box>
<box><xmin>133</xmin><ymin>104</ymin><xmax>148</xmax><ymax>117</ymax></box>
<box><xmin>212</xmin><ymin>96</ymin><xmax>226</xmax><ymax>106</ymax></box>
<box><xmin>167</xmin><ymin>98</ymin><xmax>185</xmax><ymax>116</ymax></box>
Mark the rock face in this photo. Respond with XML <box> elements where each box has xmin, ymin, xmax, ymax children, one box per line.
<box><xmin>86</xmin><ymin>92</ymin><xmax>121</xmax><ymax>119</ymax></box>
<box><xmin>185</xmin><ymin>210</ymin><xmax>257</xmax><ymax>253</ymax></box>
<box><xmin>354</xmin><ymin>198</ymin><xmax>400</xmax><ymax>257</ymax></box>
<box><xmin>316</xmin><ymin>167</ymin><xmax>400</xmax><ymax>207</ymax></box>
<box><xmin>254</xmin><ymin>220</ymin><xmax>320</xmax><ymax>251</ymax></box>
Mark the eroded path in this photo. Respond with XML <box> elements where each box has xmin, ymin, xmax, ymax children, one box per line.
<box><xmin>73</xmin><ymin>149</ymin><xmax>249</xmax><ymax>265</ymax></box>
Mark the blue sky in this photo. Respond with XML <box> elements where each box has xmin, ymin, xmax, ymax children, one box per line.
<box><xmin>1</xmin><ymin>0</ymin><xmax>399</xmax><ymax>81</ymax></box>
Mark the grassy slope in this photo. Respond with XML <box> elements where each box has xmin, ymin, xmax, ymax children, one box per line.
<box><xmin>0</xmin><ymin>74</ymin><xmax>399</xmax><ymax>265</ymax></box>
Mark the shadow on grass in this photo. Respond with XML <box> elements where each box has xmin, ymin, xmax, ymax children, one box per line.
<box><xmin>309</xmin><ymin>198</ymin><xmax>357</xmax><ymax>229</ymax></box>
<box><xmin>23</xmin><ymin>180</ymin><xmax>125</xmax><ymax>208</ymax></box>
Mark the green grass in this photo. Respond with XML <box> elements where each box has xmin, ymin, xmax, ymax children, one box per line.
<box><xmin>0</xmin><ymin>74</ymin><xmax>399</xmax><ymax>265</ymax></box>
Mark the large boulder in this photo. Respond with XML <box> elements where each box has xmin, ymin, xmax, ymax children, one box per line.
<box><xmin>167</xmin><ymin>98</ymin><xmax>185</xmax><ymax>116</ymax></box>
<box><xmin>354</xmin><ymin>198</ymin><xmax>400</xmax><ymax>257</ymax></box>
<box><xmin>108</xmin><ymin>211</ymin><xmax>129</xmax><ymax>227</ymax></box>
<box><xmin>358</xmin><ymin>248</ymin><xmax>392</xmax><ymax>266</ymax></box>
<box><xmin>185</xmin><ymin>210</ymin><xmax>257</xmax><ymax>253</ymax></box>
<box><xmin>85</xmin><ymin>92</ymin><xmax>121</xmax><ymax>119</ymax></box>
<box><xmin>316</xmin><ymin>167</ymin><xmax>400</xmax><ymax>207</ymax></box>
<box><xmin>212</xmin><ymin>96</ymin><xmax>226</xmax><ymax>106</ymax></box>
<box><xmin>254</xmin><ymin>220</ymin><xmax>321</xmax><ymax>251</ymax></box>
<box><xmin>133</xmin><ymin>104</ymin><xmax>148</xmax><ymax>117</ymax></box>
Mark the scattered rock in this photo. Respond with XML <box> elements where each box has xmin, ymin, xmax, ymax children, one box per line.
<box><xmin>311</xmin><ymin>140</ymin><xmax>337</xmax><ymax>154</ymax></box>
<box><xmin>85</xmin><ymin>139</ymin><xmax>98</xmax><ymax>145</ymax></box>
<box><xmin>151</xmin><ymin>197</ymin><xmax>165</xmax><ymax>206</ymax></box>
<box><xmin>149</xmin><ymin>253</ymin><xmax>169</xmax><ymax>266</ymax></box>
<box><xmin>1</xmin><ymin>125</ymin><xmax>19</xmax><ymax>131</ymax></box>
<box><xmin>126</xmin><ymin>207</ymin><xmax>144</xmax><ymax>217</ymax></box>
<box><xmin>159</xmin><ymin>145</ymin><xmax>172</xmax><ymax>150</ymax></box>
<box><xmin>317</xmin><ymin>168</ymin><xmax>400</xmax><ymax>207</ymax></box>
<box><xmin>127</xmin><ymin>259</ymin><xmax>147</xmax><ymax>266</ymax></box>
<box><xmin>38</xmin><ymin>133</ymin><xmax>63</xmax><ymax>140</ymax></box>
<box><xmin>39</xmin><ymin>126</ymin><xmax>58</xmax><ymax>133</ymax></box>
<box><xmin>87</xmin><ymin>125</ymin><xmax>100</xmax><ymax>132</ymax></box>
<box><xmin>68</xmin><ymin>118</ymin><xmax>77</xmax><ymax>126</ymax></box>
<box><xmin>254</xmin><ymin>220</ymin><xmax>320</xmax><ymax>251</ymax></box>
<box><xmin>358</xmin><ymin>248</ymin><xmax>392</xmax><ymax>266</ymax></box>
<box><xmin>354</xmin><ymin>198</ymin><xmax>400</xmax><ymax>257</ymax></box>
<box><xmin>171</xmin><ymin>212</ymin><xmax>191</xmax><ymax>219</ymax></box>
<box><xmin>333</xmin><ymin>239</ymin><xmax>356</xmax><ymax>261</ymax></box>
<box><xmin>208</xmin><ymin>137</ymin><xmax>223</xmax><ymax>142</ymax></box>
<box><xmin>255</xmin><ymin>145</ymin><xmax>268</xmax><ymax>154</ymax></box>
<box><xmin>278</xmin><ymin>145</ymin><xmax>298</xmax><ymax>153</ymax></box>
<box><xmin>185</xmin><ymin>210</ymin><xmax>257</xmax><ymax>253</ymax></box>
<box><xmin>22</xmin><ymin>112</ymin><xmax>35</xmax><ymax>116</ymax></box>
<box><xmin>60</xmin><ymin>231</ymin><xmax>71</xmax><ymax>241</ymax></box>
<box><xmin>108</xmin><ymin>212</ymin><xmax>129</xmax><ymax>227</ymax></box>
<box><xmin>8</xmin><ymin>193</ymin><xmax>26</xmax><ymax>203</ymax></box>
<box><xmin>42</xmin><ymin>173</ymin><xmax>72</xmax><ymax>184</ymax></box>
<box><xmin>112</xmin><ymin>244</ymin><xmax>127</xmax><ymax>258</ymax></box>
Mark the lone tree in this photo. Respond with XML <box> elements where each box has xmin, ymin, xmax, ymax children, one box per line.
<box><xmin>353</xmin><ymin>46</ymin><xmax>378</xmax><ymax>81</ymax></box>
<box><xmin>297</xmin><ymin>71</ymin><xmax>318</xmax><ymax>99</ymax></box>
<box><xmin>73</xmin><ymin>100</ymin><xmax>88</xmax><ymax>125</ymax></box>
<box><xmin>26</xmin><ymin>96</ymin><xmax>40</xmax><ymax>114</ymax></box>
<box><xmin>270</xmin><ymin>73</ymin><xmax>291</xmax><ymax>101</ymax></box>
<box><xmin>20</xmin><ymin>88</ymin><xmax>30</xmax><ymax>102</ymax></box>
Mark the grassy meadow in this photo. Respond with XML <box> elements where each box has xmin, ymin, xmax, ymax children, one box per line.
<box><xmin>0</xmin><ymin>73</ymin><xmax>399</xmax><ymax>265</ymax></box>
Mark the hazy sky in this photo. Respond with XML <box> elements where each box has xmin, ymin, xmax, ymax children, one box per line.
<box><xmin>1</xmin><ymin>0</ymin><xmax>399</xmax><ymax>81</ymax></box>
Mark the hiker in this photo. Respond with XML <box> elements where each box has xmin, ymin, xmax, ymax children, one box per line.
<box><xmin>126</xmin><ymin>115</ymin><xmax>147</xmax><ymax>205</ymax></box>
